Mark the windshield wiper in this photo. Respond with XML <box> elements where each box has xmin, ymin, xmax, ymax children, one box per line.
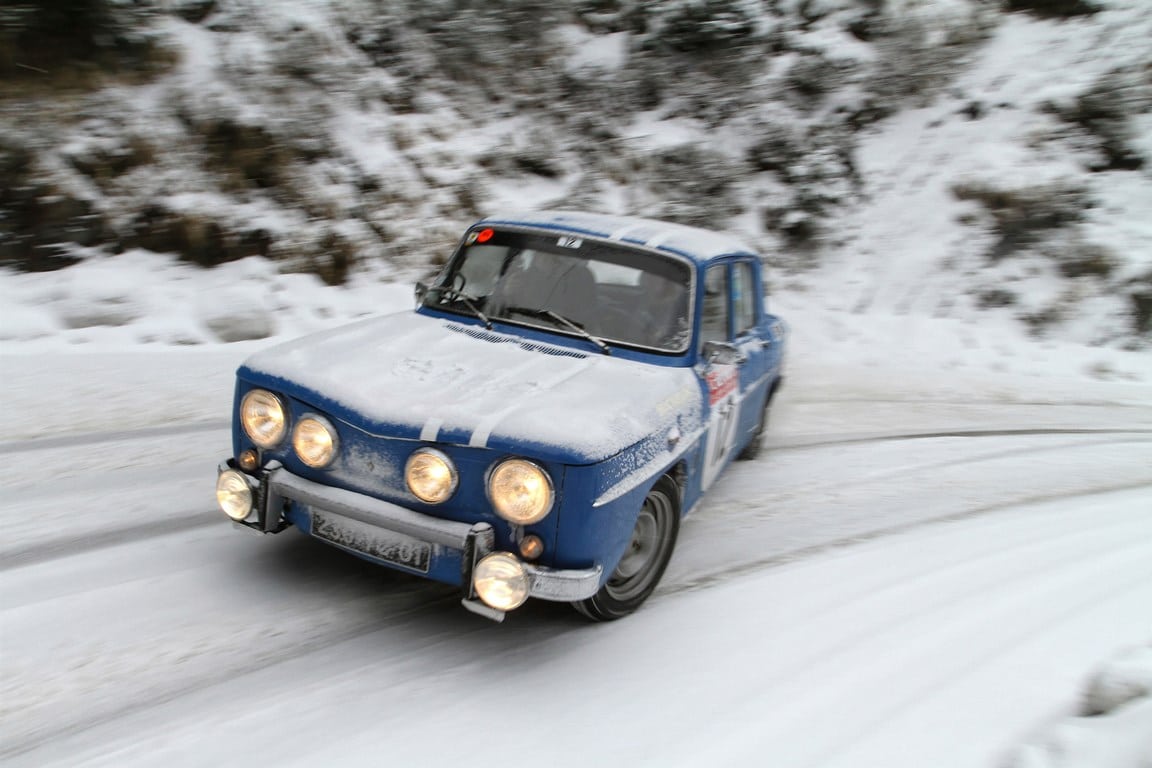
<box><xmin>439</xmin><ymin>289</ymin><xmax>492</xmax><ymax>330</ymax></box>
<box><xmin>503</xmin><ymin>306</ymin><xmax>611</xmax><ymax>355</ymax></box>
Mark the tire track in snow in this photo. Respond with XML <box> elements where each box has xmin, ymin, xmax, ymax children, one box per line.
<box><xmin>19</xmin><ymin>487</ymin><xmax>1147</xmax><ymax>768</ymax></box>
<box><xmin>5</xmin><ymin>431</ymin><xmax>1147</xmax><ymax>573</ymax></box>
<box><xmin>0</xmin><ymin>558</ymin><xmax>583</xmax><ymax>763</ymax></box>
<box><xmin>678</xmin><ymin>488</ymin><xmax>1152</xmax><ymax>675</ymax></box>
<box><xmin>2</xmin><ymin>488</ymin><xmax>1148</xmax><ymax>761</ymax></box>
<box><xmin>0</xmin><ymin>513</ymin><xmax>219</xmax><ymax>572</ymax></box>
<box><xmin>755</xmin><ymin>434</ymin><xmax>1152</xmax><ymax>508</ymax></box>
<box><xmin>662</xmin><ymin>479</ymin><xmax>1152</xmax><ymax>599</ymax></box>
<box><xmin>0</xmin><ymin>457</ymin><xmax>221</xmax><ymax>573</ymax></box>
<box><xmin>0</xmin><ymin>592</ymin><xmax>476</xmax><ymax>762</ymax></box>
<box><xmin>771</xmin><ymin>427</ymin><xmax>1152</xmax><ymax>451</ymax></box>
<box><xmin>8</xmin><ymin>398</ymin><xmax>1147</xmax><ymax>456</ymax></box>
<box><xmin>684</xmin><ymin>489</ymin><xmax>1152</xmax><ymax>768</ymax></box>
<box><xmin>0</xmin><ymin>419</ymin><xmax>228</xmax><ymax>455</ymax></box>
<box><xmin>665</xmin><ymin>430</ymin><xmax>1152</xmax><ymax>597</ymax></box>
<box><xmin>813</xmin><ymin>558</ymin><xmax>1152</xmax><ymax>768</ymax></box>
<box><xmin>10</xmin><ymin>438</ymin><xmax>1133</xmax><ymax>756</ymax></box>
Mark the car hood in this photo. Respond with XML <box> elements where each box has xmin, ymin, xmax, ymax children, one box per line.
<box><xmin>241</xmin><ymin>311</ymin><xmax>702</xmax><ymax>464</ymax></box>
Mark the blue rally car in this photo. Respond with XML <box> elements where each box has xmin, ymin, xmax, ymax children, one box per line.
<box><xmin>216</xmin><ymin>211</ymin><xmax>786</xmax><ymax>621</ymax></box>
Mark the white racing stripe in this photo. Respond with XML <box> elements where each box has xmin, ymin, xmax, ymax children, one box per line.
<box><xmin>644</xmin><ymin>228</ymin><xmax>677</xmax><ymax>250</ymax></box>
<box><xmin>468</xmin><ymin>357</ymin><xmax>595</xmax><ymax>448</ymax></box>
<box><xmin>419</xmin><ymin>418</ymin><xmax>442</xmax><ymax>442</ymax></box>
<box><xmin>609</xmin><ymin>222</ymin><xmax>650</xmax><ymax>242</ymax></box>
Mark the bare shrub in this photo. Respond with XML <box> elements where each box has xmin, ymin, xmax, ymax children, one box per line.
<box><xmin>269</xmin><ymin>228</ymin><xmax>360</xmax><ymax>286</ymax></box>
<box><xmin>168</xmin><ymin>0</ymin><xmax>217</xmax><ymax>24</ymax></box>
<box><xmin>951</xmin><ymin>180</ymin><xmax>1093</xmax><ymax>260</ymax></box>
<box><xmin>867</xmin><ymin>3</ymin><xmax>994</xmax><ymax>111</ymax></box>
<box><xmin>1130</xmin><ymin>290</ymin><xmax>1152</xmax><ymax>336</ymax></box>
<box><xmin>1127</xmin><ymin>272</ymin><xmax>1152</xmax><ymax>336</ymax></box>
<box><xmin>121</xmin><ymin>205</ymin><xmax>276</xmax><ymax>268</ymax></box>
<box><xmin>0</xmin><ymin>134</ymin><xmax>103</xmax><ymax>271</ymax></box>
<box><xmin>1049</xmin><ymin>68</ymin><xmax>1149</xmax><ymax>172</ymax></box>
<box><xmin>640</xmin><ymin>144</ymin><xmax>743</xmax><ymax>229</ymax></box>
<box><xmin>758</xmin><ymin>124</ymin><xmax>859</xmax><ymax>253</ymax></box>
<box><xmin>1019</xmin><ymin>302</ymin><xmax>1066</xmax><ymax>338</ymax></box>
<box><xmin>746</xmin><ymin>122</ymin><xmax>802</xmax><ymax>174</ymax></box>
<box><xmin>60</xmin><ymin>119</ymin><xmax>156</xmax><ymax>189</ymax></box>
<box><xmin>1003</xmin><ymin>0</ymin><xmax>1100</xmax><ymax>19</ymax></box>
<box><xmin>786</xmin><ymin>53</ymin><xmax>844</xmax><ymax>110</ymax></box>
<box><xmin>478</xmin><ymin>128</ymin><xmax>566</xmax><ymax>179</ymax></box>
<box><xmin>615</xmin><ymin>0</ymin><xmax>773</xmax><ymax>123</ymax></box>
<box><xmin>640</xmin><ymin>0</ymin><xmax>764</xmax><ymax>55</ymax></box>
<box><xmin>1044</xmin><ymin>240</ymin><xmax>1117</xmax><ymax>279</ymax></box>
<box><xmin>573</xmin><ymin>0</ymin><xmax>649</xmax><ymax>34</ymax></box>
<box><xmin>407</xmin><ymin>0</ymin><xmax>569</xmax><ymax>108</ymax></box>
<box><xmin>976</xmin><ymin>287</ymin><xmax>1018</xmax><ymax>308</ymax></box>
<box><xmin>0</xmin><ymin>0</ymin><xmax>170</xmax><ymax>90</ymax></box>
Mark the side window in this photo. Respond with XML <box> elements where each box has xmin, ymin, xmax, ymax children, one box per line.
<box><xmin>700</xmin><ymin>265</ymin><xmax>729</xmax><ymax>347</ymax></box>
<box><xmin>732</xmin><ymin>260</ymin><xmax>757</xmax><ymax>336</ymax></box>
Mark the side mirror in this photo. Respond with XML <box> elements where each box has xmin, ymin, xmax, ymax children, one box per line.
<box><xmin>702</xmin><ymin>340</ymin><xmax>747</xmax><ymax>366</ymax></box>
<box><xmin>414</xmin><ymin>281</ymin><xmax>429</xmax><ymax>307</ymax></box>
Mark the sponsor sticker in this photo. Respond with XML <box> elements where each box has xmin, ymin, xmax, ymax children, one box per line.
<box><xmin>705</xmin><ymin>364</ymin><xmax>739</xmax><ymax>405</ymax></box>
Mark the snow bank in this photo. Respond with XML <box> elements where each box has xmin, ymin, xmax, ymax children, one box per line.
<box><xmin>1006</xmin><ymin>645</ymin><xmax>1152</xmax><ymax>768</ymax></box>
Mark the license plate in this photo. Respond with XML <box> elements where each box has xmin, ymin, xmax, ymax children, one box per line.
<box><xmin>311</xmin><ymin>510</ymin><xmax>432</xmax><ymax>573</ymax></box>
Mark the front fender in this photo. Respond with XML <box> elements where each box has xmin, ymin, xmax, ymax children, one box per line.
<box><xmin>551</xmin><ymin>433</ymin><xmax>690</xmax><ymax>585</ymax></box>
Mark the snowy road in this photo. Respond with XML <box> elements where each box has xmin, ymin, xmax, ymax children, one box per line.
<box><xmin>2</xmin><ymin>356</ymin><xmax>1150</xmax><ymax>767</ymax></box>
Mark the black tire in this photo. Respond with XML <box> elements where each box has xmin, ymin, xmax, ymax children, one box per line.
<box><xmin>573</xmin><ymin>475</ymin><xmax>680</xmax><ymax>621</ymax></box>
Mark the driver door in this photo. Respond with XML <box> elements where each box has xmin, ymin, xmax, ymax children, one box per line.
<box><xmin>698</xmin><ymin>263</ymin><xmax>742</xmax><ymax>492</ymax></box>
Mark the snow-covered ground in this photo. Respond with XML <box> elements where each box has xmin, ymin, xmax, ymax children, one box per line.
<box><xmin>1</xmin><ymin>267</ymin><xmax>1150</xmax><ymax>766</ymax></box>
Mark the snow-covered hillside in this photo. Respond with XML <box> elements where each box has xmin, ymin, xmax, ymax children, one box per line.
<box><xmin>2</xmin><ymin>0</ymin><xmax>1150</xmax><ymax>347</ymax></box>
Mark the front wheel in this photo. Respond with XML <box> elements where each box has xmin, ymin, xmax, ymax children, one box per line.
<box><xmin>573</xmin><ymin>475</ymin><xmax>680</xmax><ymax>621</ymax></box>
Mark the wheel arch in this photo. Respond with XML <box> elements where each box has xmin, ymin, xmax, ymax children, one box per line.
<box><xmin>667</xmin><ymin>460</ymin><xmax>688</xmax><ymax>508</ymax></box>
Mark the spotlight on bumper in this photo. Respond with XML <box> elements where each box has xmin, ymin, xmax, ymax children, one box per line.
<box><xmin>216</xmin><ymin>469</ymin><xmax>257</xmax><ymax>522</ymax></box>
<box><xmin>473</xmin><ymin>552</ymin><xmax>530</xmax><ymax>611</ymax></box>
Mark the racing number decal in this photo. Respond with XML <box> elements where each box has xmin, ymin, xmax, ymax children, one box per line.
<box><xmin>710</xmin><ymin>400</ymin><xmax>738</xmax><ymax>465</ymax></box>
<box><xmin>702</xmin><ymin>364</ymin><xmax>740</xmax><ymax>491</ymax></box>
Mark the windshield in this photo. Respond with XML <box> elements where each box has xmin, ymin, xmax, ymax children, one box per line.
<box><xmin>424</xmin><ymin>228</ymin><xmax>693</xmax><ymax>353</ymax></box>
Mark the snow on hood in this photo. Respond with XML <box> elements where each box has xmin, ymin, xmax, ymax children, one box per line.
<box><xmin>242</xmin><ymin>311</ymin><xmax>701</xmax><ymax>464</ymax></box>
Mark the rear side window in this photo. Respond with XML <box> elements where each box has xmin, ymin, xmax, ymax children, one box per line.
<box><xmin>732</xmin><ymin>261</ymin><xmax>758</xmax><ymax>336</ymax></box>
<box><xmin>700</xmin><ymin>265</ymin><xmax>729</xmax><ymax>347</ymax></box>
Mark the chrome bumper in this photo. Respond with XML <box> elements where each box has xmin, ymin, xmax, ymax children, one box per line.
<box><xmin>218</xmin><ymin>461</ymin><xmax>602</xmax><ymax>614</ymax></box>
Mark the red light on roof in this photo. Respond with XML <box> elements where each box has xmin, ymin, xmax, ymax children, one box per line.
<box><xmin>476</xmin><ymin>228</ymin><xmax>494</xmax><ymax>243</ymax></box>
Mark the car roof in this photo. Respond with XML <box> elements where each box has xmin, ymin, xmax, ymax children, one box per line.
<box><xmin>478</xmin><ymin>210</ymin><xmax>758</xmax><ymax>265</ymax></box>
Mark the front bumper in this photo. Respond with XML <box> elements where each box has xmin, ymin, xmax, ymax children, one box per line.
<box><xmin>218</xmin><ymin>460</ymin><xmax>602</xmax><ymax>618</ymax></box>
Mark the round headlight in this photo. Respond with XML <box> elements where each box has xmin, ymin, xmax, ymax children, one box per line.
<box><xmin>293</xmin><ymin>416</ymin><xmax>337</xmax><ymax>468</ymax></box>
<box><xmin>488</xmin><ymin>459</ymin><xmax>553</xmax><ymax>525</ymax></box>
<box><xmin>473</xmin><ymin>552</ymin><xmax>530</xmax><ymax>611</ymax></box>
<box><xmin>241</xmin><ymin>389</ymin><xmax>287</xmax><ymax>448</ymax></box>
<box><xmin>216</xmin><ymin>469</ymin><xmax>254</xmax><ymax>522</ymax></box>
<box><xmin>405</xmin><ymin>448</ymin><xmax>457</xmax><ymax>504</ymax></box>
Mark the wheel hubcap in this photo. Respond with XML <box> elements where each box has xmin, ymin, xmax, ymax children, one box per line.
<box><xmin>614</xmin><ymin>509</ymin><xmax>657</xmax><ymax>580</ymax></box>
<box><xmin>606</xmin><ymin>488</ymin><xmax>673</xmax><ymax>602</ymax></box>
